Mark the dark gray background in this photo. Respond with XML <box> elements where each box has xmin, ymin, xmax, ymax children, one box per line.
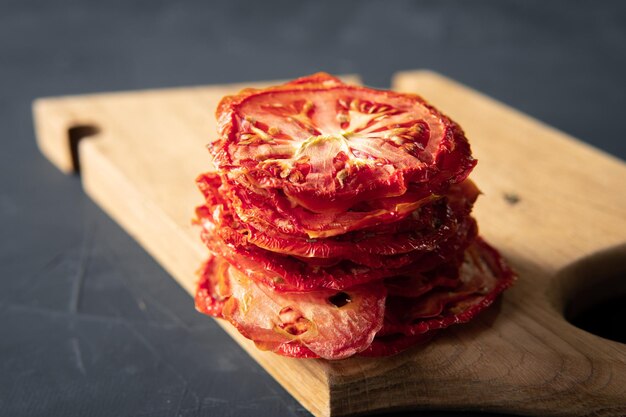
<box><xmin>1</xmin><ymin>1</ymin><xmax>624</xmax><ymax>416</ymax></box>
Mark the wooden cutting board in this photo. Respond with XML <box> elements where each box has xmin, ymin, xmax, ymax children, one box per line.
<box><xmin>33</xmin><ymin>71</ymin><xmax>626</xmax><ymax>416</ymax></box>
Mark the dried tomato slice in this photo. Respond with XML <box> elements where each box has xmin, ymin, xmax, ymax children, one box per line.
<box><xmin>197</xmin><ymin>211</ymin><xmax>477</xmax><ymax>292</ymax></box>
<box><xmin>195</xmin><ymin>257</ymin><xmax>380</xmax><ymax>359</ymax></box>
<box><xmin>222</xmin><ymin>173</ymin><xmax>438</xmax><ymax>239</ymax></box>
<box><xmin>194</xmin><ymin>257</ymin><xmax>229</xmax><ymax>318</ymax></box>
<box><xmin>245</xmin><ymin>209</ymin><xmax>453</xmax><ymax>267</ymax></box>
<box><xmin>214</xmin><ymin>258</ymin><xmax>386</xmax><ymax>360</ymax></box>
<box><xmin>241</xmin><ymin>183</ymin><xmax>477</xmax><ymax>262</ymax></box>
<box><xmin>196</xmin><ymin>172</ymin><xmax>479</xmax><ymax>268</ymax></box>
<box><xmin>221</xmin><ymin>172</ymin><xmax>479</xmax><ymax>239</ymax></box>
<box><xmin>211</xmin><ymin>73</ymin><xmax>475</xmax><ymax>216</ymax></box>
<box><xmin>379</xmin><ymin>238</ymin><xmax>516</xmax><ymax>337</ymax></box>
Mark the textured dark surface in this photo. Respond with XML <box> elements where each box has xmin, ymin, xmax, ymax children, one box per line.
<box><xmin>1</xmin><ymin>1</ymin><xmax>624</xmax><ymax>416</ymax></box>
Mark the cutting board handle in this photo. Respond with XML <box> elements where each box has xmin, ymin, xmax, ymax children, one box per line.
<box><xmin>67</xmin><ymin>125</ymin><xmax>100</xmax><ymax>172</ymax></box>
<box><xmin>550</xmin><ymin>242</ymin><xmax>626</xmax><ymax>341</ymax></box>
<box><xmin>33</xmin><ymin>98</ymin><xmax>102</xmax><ymax>174</ymax></box>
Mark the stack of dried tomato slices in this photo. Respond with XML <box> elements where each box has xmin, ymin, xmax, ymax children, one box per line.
<box><xmin>194</xmin><ymin>73</ymin><xmax>515</xmax><ymax>360</ymax></box>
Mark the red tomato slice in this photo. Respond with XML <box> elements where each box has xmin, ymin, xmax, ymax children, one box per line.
<box><xmin>211</xmin><ymin>73</ymin><xmax>475</xmax><ymax>217</ymax></box>
<box><xmin>379</xmin><ymin>238</ymin><xmax>516</xmax><ymax>337</ymax></box>
<box><xmin>197</xmin><ymin>215</ymin><xmax>477</xmax><ymax>292</ymax></box>
<box><xmin>196</xmin><ymin>172</ymin><xmax>478</xmax><ymax>268</ymax></box>
<box><xmin>217</xmin><ymin>259</ymin><xmax>386</xmax><ymax>360</ymax></box>
<box><xmin>228</xmin><ymin>170</ymin><xmax>479</xmax><ymax>240</ymax></box>
<box><xmin>240</xmin><ymin>181</ymin><xmax>478</xmax><ymax>261</ymax></box>
<box><xmin>196</xmin><ymin>191</ymin><xmax>478</xmax><ymax>293</ymax></box>
<box><xmin>223</xmin><ymin>173</ymin><xmax>438</xmax><ymax>239</ymax></box>
<box><xmin>194</xmin><ymin>257</ymin><xmax>229</xmax><ymax>318</ymax></box>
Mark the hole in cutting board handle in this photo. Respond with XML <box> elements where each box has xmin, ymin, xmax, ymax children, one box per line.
<box><xmin>68</xmin><ymin>124</ymin><xmax>100</xmax><ymax>173</ymax></box>
<box><xmin>552</xmin><ymin>243</ymin><xmax>626</xmax><ymax>344</ymax></box>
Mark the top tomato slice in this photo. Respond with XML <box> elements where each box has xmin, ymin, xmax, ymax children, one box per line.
<box><xmin>211</xmin><ymin>73</ymin><xmax>475</xmax><ymax>214</ymax></box>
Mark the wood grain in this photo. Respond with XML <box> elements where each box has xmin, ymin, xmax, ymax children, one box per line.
<box><xmin>33</xmin><ymin>71</ymin><xmax>626</xmax><ymax>416</ymax></box>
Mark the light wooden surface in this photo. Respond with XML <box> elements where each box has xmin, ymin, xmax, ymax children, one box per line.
<box><xmin>33</xmin><ymin>71</ymin><xmax>626</xmax><ymax>416</ymax></box>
